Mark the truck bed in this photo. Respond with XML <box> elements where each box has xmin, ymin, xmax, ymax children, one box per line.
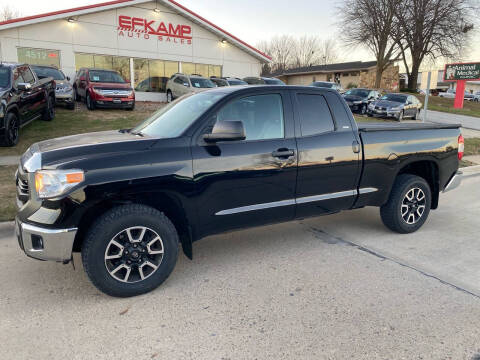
<box><xmin>358</xmin><ymin>122</ymin><xmax>461</xmax><ymax>132</ymax></box>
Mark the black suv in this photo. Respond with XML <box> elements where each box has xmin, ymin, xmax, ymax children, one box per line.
<box><xmin>0</xmin><ymin>63</ymin><xmax>56</xmax><ymax>146</ymax></box>
<box><xmin>342</xmin><ymin>88</ymin><xmax>380</xmax><ymax>115</ymax></box>
<box><xmin>210</xmin><ymin>77</ymin><xmax>248</xmax><ymax>87</ymax></box>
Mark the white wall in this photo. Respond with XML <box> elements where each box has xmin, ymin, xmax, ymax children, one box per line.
<box><xmin>0</xmin><ymin>1</ymin><xmax>263</xmax><ymax>101</ymax></box>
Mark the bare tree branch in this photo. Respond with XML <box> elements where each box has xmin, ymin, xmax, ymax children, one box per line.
<box><xmin>0</xmin><ymin>5</ymin><xmax>21</xmax><ymax>21</ymax></box>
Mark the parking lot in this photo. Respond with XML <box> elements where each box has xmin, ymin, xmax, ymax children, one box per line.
<box><xmin>1</xmin><ymin>174</ymin><xmax>479</xmax><ymax>359</ymax></box>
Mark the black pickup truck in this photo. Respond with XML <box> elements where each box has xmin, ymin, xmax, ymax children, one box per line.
<box><xmin>15</xmin><ymin>86</ymin><xmax>463</xmax><ymax>297</ymax></box>
<box><xmin>0</xmin><ymin>62</ymin><xmax>56</xmax><ymax>146</ymax></box>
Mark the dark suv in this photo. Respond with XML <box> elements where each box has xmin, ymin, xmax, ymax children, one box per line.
<box><xmin>73</xmin><ymin>68</ymin><xmax>135</xmax><ymax>111</ymax></box>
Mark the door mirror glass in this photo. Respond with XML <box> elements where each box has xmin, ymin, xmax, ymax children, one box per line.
<box><xmin>17</xmin><ymin>82</ymin><xmax>32</xmax><ymax>91</ymax></box>
<box><xmin>203</xmin><ymin>120</ymin><xmax>246</xmax><ymax>143</ymax></box>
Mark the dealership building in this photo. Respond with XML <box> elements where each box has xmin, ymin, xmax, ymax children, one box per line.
<box><xmin>0</xmin><ymin>0</ymin><xmax>270</xmax><ymax>101</ymax></box>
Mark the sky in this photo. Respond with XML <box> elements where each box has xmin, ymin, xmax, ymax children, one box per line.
<box><xmin>1</xmin><ymin>0</ymin><xmax>479</xmax><ymax>69</ymax></box>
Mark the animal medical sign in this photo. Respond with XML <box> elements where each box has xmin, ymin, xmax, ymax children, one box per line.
<box><xmin>117</xmin><ymin>15</ymin><xmax>192</xmax><ymax>44</ymax></box>
<box><xmin>444</xmin><ymin>62</ymin><xmax>480</xmax><ymax>81</ymax></box>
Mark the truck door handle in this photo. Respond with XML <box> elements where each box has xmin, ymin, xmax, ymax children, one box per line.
<box><xmin>272</xmin><ymin>148</ymin><xmax>294</xmax><ymax>159</ymax></box>
<box><xmin>352</xmin><ymin>140</ymin><xmax>360</xmax><ymax>154</ymax></box>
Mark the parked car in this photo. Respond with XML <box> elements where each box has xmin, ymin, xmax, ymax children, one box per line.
<box><xmin>310</xmin><ymin>81</ymin><xmax>343</xmax><ymax>92</ymax></box>
<box><xmin>439</xmin><ymin>89</ymin><xmax>474</xmax><ymax>101</ymax></box>
<box><xmin>32</xmin><ymin>65</ymin><xmax>74</xmax><ymax>110</ymax></box>
<box><xmin>73</xmin><ymin>68</ymin><xmax>135</xmax><ymax>111</ymax></box>
<box><xmin>135</xmin><ymin>76</ymin><xmax>168</xmax><ymax>93</ymax></box>
<box><xmin>473</xmin><ymin>91</ymin><xmax>480</xmax><ymax>102</ymax></box>
<box><xmin>243</xmin><ymin>76</ymin><xmax>285</xmax><ymax>85</ymax></box>
<box><xmin>0</xmin><ymin>62</ymin><xmax>56</xmax><ymax>146</ymax></box>
<box><xmin>15</xmin><ymin>85</ymin><xmax>463</xmax><ymax>297</ymax></box>
<box><xmin>342</xmin><ymin>88</ymin><xmax>380</xmax><ymax>115</ymax></box>
<box><xmin>165</xmin><ymin>73</ymin><xmax>215</xmax><ymax>102</ymax></box>
<box><xmin>368</xmin><ymin>93</ymin><xmax>422</xmax><ymax>121</ymax></box>
<box><xmin>210</xmin><ymin>76</ymin><xmax>248</xmax><ymax>87</ymax></box>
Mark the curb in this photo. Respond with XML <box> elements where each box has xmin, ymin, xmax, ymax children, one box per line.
<box><xmin>461</xmin><ymin>164</ymin><xmax>480</xmax><ymax>177</ymax></box>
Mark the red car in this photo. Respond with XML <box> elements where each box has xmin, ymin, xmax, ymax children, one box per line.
<box><xmin>73</xmin><ymin>68</ymin><xmax>135</xmax><ymax>110</ymax></box>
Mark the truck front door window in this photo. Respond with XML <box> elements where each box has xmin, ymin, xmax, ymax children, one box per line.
<box><xmin>216</xmin><ymin>94</ymin><xmax>284</xmax><ymax>141</ymax></box>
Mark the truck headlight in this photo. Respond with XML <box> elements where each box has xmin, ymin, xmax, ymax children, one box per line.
<box><xmin>35</xmin><ymin>169</ymin><xmax>84</xmax><ymax>199</ymax></box>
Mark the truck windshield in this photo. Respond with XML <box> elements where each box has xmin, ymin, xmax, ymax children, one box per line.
<box><xmin>32</xmin><ymin>66</ymin><xmax>65</xmax><ymax>80</ymax></box>
<box><xmin>89</xmin><ymin>70</ymin><xmax>125</xmax><ymax>83</ymax></box>
<box><xmin>0</xmin><ymin>67</ymin><xmax>10</xmax><ymax>88</ymax></box>
<box><xmin>132</xmin><ymin>92</ymin><xmax>226</xmax><ymax>138</ymax></box>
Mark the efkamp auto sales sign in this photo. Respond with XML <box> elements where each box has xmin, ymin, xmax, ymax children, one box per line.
<box><xmin>444</xmin><ymin>62</ymin><xmax>480</xmax><ymax>81</ymax></box>
<box><xmin>117</xmin><ymin>15</ymin><xmax>192</xmax><ymax>45</ymax></box>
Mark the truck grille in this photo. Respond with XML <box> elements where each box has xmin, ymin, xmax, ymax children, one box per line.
<box><xmin>16</xmin><ymin>168</ymin><xmax>30</xmax><ymax>205</ymax></box>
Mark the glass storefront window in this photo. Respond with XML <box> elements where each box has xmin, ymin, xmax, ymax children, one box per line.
<box><xmin>181</xmin><ymin>62</ymin><xmax>195</xmax><ymax>75</ymax></box>
<box><xmin>17</xmin><ymin>47</ymin><xmax>61</xmax><ymax>67</ymax></box>
<box><xmin>75</xmin><ymin>53</ymin><xmax>130</xmax><ymax>82</ymax></box>
<box><xmin>195</xmin><ymin>64</ymin><xmax>209</xmax><ymax>77</ymax></box>
<box><xmin>209</xmin><ymin>65</ymin><xmax>222</xmax><ymax>78</ymax></box>
<box><xmin>134</xmin><ymin>58</ymin><xmax>176</xmax><ymax>93</ymax></box>
<box><xmin>165</xmin><ymin>61</ymin><xmax>179</xmax><ymax>77</ymax></box>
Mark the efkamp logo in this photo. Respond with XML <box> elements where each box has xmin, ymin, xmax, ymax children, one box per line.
<box><xmin>117</xmin><ymin>15</ymin><xmax>192</xmax><ymax>44</ymax></box>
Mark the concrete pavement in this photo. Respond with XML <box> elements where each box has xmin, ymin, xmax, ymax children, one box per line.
<box><xmin>423</xmin><ymin>109</ymin><xmax>480</xmax><ymax>130</ymax></box>
<box><xmin>1</xmin><ymin>178</ymin><xmax>480</xmax><ymax>358</ymax></box>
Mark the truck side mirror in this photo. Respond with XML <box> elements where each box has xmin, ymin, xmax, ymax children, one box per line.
<box><xmin>203</xmin><ymin>120</ymin><xmax>246</xmax><ymax>143</ymax></box>
<box><xmin>17</xmin><ymin>83</ymin><xmax>32</xmax><ymax>91</ymax></box>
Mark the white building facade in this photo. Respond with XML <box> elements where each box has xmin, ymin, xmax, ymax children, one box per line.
<box><xmin>0</xmin><ymin>0</ymin><xmax>270</xmax><ymax>101</ymax></box>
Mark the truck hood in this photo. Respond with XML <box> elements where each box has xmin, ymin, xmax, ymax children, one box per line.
<box><xmin>23</xmin><ymin>130</ymin><xmax>156</xmax><ymax>171</ymax></box>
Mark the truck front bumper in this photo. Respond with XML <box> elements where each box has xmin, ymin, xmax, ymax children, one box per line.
<box><xmin>15</xmin><ymin>218</ymin><xmax>77</xmax><ymax>262</ymax></box>
<box><xmin>443</xmin><ymin>171</ymin><xmax>462</xmax><ymax>192</ymax></box>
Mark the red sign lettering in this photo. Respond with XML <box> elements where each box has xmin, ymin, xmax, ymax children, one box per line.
<box><xmin>117</xmin><ymin>15</ymin><xmax>192</xmax><ymax>41</ymax></box>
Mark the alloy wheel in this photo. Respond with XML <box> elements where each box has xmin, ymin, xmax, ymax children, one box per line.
<box><xmin>401</xmin><ymin>187</ymin><xmax>426</xmax><ymax>224</ymax></box>
<box><xmin>8</xmin><ymin>117</ymin><xmax>19</xmax><ymax>144</ymax></box>
<box><xmin>104</xmin><ymin>226</ymin><xmax>164</xmax><ymax>283</ymax></box>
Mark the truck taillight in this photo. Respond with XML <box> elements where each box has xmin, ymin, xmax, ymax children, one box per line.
<box><xmin>458</xmin><ymin>134</ymin><xmax>464</xmax><ymax>160</ymax></box>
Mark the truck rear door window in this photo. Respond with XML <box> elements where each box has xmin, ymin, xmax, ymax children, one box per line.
<box><xmin>297</xmin><ymin>94</ymin><xmax>334</xmax><ymax>137</ymax></box>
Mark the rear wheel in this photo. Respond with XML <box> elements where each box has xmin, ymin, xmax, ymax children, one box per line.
<box><xmin>82</xmin><ymin>204</ymin><xmax>179</xmax><ymax>297</ymax></box>
<box><xmin>73</xmin><ymin>87</ymin><xmax>81</xmax><ymax>101</ymax></box>
<box><xmin>0</xmin><ymin>112</ymin><xmax>19</xmax><ymax>147</ymax></box>
<box><xmin>380</xmin><ymin>174</ymin><xmax>431</xmax><ymax>234</ymax></box>
<box><xmin>42</xmin><ymin>95</ymin><xmax>55</xmax><ymax>121</ymax></box>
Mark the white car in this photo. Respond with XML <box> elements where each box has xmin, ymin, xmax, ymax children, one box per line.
<box><xmin>473</xmin><ymin>91</ymin><xmax>480</xmax><ymax>102</ymax></box>
<box><xmin>438</xmin><ymin>89</ymin><xmax>456</xmax><ymax>98</ymax></box>
<box><xmin>165</xmin><ymin>73</ymin><xmax>216</xmax><ymax>102</ymax></box>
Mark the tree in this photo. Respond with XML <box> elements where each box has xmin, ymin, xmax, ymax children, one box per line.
<box><xmin>0</xmin><ymin>6</ymin><xmax>21</xmax><ymax>21</ymax></box>
<box><xmin>395</xmin><ymin>0</ymin><xmax>476</xmax><ymax>91</ymax></box>
<box><xmin>257</xmin><ymin>36</ymin><xmax>339</xmax><ymax>74</ymax></box>
<box><xmin>339</xmin><ymin>0</ymin><xmax>401</xmax><ymax>88</ymax></box>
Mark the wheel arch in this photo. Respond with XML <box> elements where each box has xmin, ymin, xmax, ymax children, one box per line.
<box><xmin>73</xmin><ymin>190</ymin><xmax>194</xmax><ymax>259</ymax></box>
<box><xmin>396</xmin><ymin>159</ymin><xmax>440</xmax><ymax>209</ymax></box>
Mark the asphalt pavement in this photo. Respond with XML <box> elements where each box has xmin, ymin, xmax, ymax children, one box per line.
<box><xmin>1</xmin><ymin>176</ymin><xmax>480</xmax><ymax>359</ymax></box>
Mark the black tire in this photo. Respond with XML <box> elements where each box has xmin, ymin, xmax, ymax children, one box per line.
<box><xmin>67</xmin><ymin>103</ymin><xmax>75</xmax><ymax>110</ymax></box>
<box><xmin>0</xmin><ymin>112</ymin><xmax>19</xmax><ymax>147</ymax></box>
<box><xmin>397</xmin><ymin>110</ymin><xmax>404</xmax><ymax>122</ymax></box>
<box><xmin>412</xmin><ymin>109</ymin><xmax>418</xmax><ymax>120</ymax></box>
<box><xmin>86</xmin><ymin>92</ymin><xmax>95</xmax><ymax>111</ymax></box>
<box><xmin>125</xmin><ymin>102</ymin><xmax>135</xmax><ymax>111</ymax></box>
<box><xmin>360</xmin><ymin>104</ymin><xmax>367</xmax><ymax>115</ymax></box>
<box><xmin>81</xmin><ymin>204</ymin><xmax>179</xmax><ymax>297</ymax></box>
<box><xmin>42</xmin><ymin>95</ymin><xmax>55</xmax><ymax>121</ymax></box>
<box><xmin>380</xmin><ymin>174</ymin><xmax>431</xmax><ymax>234</ymax></box>
<box><xmin>166</xmin><ymin>90</ymin><xmax>173</xmax><ymax>103</ymax></box>
<box><xmin>73</xmin><ymin>87</ymin><xmax>81</xmax><ymax>102</ymax></box>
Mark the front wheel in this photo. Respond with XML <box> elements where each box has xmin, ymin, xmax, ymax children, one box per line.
<box><xmin>397</xmin><ymin>110</ymin><xmax>404</xmax><ymax>122</ymax></box>
<box><xmin>42</xmin><ymin>95</ymin><xmax>55</xmax><ymax>121</ymax></box>
<box><xmin>82</xmin><ymin>204</ymin><xmax>179</xmax><ymax>297</ymax></box>
<box><xmin>380</xmin><ymin>174</ymin><xmax>431</xmax><ymax>234</ymax></box>
<box><xmin>0</xmin><ymin>112</ymin><xmax>19</xmax><ymax>147</ymax></box>
<box><xmin>86</xmin><ymin>92</ymin><xmax>95</xmax><ymax>111</ymax></box>
<box><xmin>166</xmin><ymin>90</ymin><xmax>173</xmax><ymax>103</ymax></box>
